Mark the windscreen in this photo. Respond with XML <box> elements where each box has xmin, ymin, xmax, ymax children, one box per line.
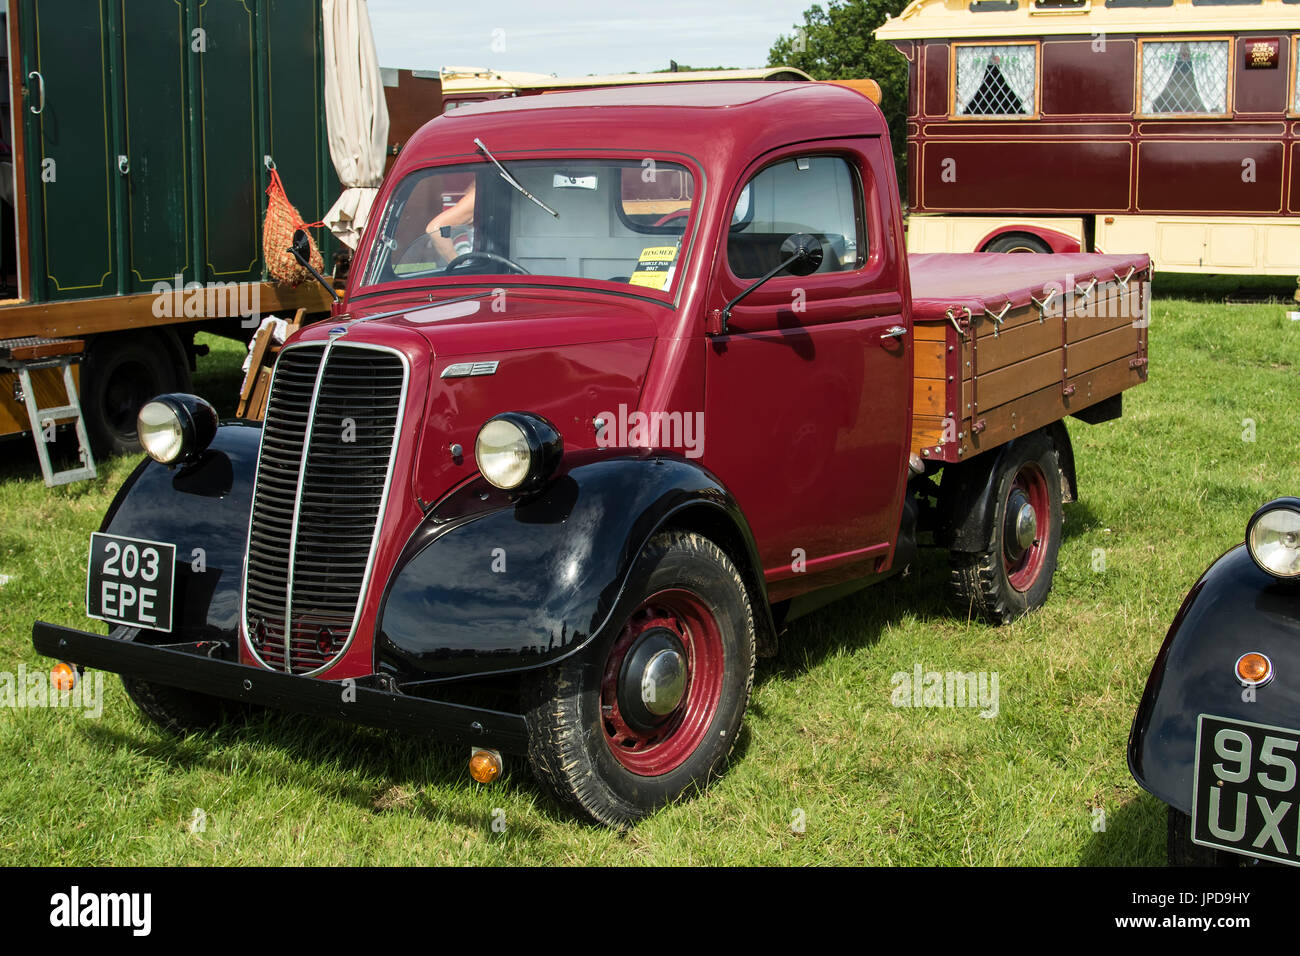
<box><xmin>360</xmin><ymin>158</ymin><xmax>696</xmax><ymax>293</ymax></box>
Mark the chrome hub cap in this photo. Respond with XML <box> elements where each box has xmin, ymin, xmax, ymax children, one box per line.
<box><xmin>618</xmin><ymin>628</ymin><xmax>688</xmax><ymax>730</ymax></box>
<box><xmin>1005</xmin><ymin>489</ymin><xmax>1038</xmax><ymax>561</ymax></box>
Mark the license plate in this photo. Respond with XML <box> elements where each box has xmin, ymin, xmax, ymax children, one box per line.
<box><xmin>85</xmin><ymin>533</ymin><xmax>176</xmax><ymax>633</ymax></box>
<box><xmin>1192</xmin><ymin>714</ymin><xmax>1300</xmax><ymax>866</ymax></box>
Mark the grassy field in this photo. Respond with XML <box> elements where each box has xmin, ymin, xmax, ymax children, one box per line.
<box><xmin>1</xmin><ymin>284</ymin><xmax>1297</xmax><ymax>865</ymax></box>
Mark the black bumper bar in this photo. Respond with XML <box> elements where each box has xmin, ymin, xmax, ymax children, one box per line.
<box><xmin>32</xmin><ymin>622</ymin><xmax>530</xmax><ymax>754</ymax></box>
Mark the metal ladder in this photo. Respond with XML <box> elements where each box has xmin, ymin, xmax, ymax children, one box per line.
<box><xmin>0</xmin><ymin>337</ymin><xmax>97</xmax><ymax>487</ymax></box>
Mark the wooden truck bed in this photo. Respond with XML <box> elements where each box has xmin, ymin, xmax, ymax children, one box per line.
<box><xmin>908</xmin><ymin>253</ymin><xmax>1151</xmax><ymax>463</ymax></box>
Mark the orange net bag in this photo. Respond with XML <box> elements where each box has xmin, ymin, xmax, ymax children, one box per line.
<box><xmin>263</xmin><ymin>167</ymin><xmax>324</xmax><ymax>287</ymax></box>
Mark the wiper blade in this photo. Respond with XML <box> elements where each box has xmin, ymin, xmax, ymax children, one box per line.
<box><xmin>474</xmin><ymin>137</ymin><xmax>559</xmax><ymax>219</ymax></box>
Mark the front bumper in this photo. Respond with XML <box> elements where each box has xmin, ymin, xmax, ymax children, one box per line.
<box><xmin>32</xmin><ymin>622</ymin><xmax>530</xmax><ymax>754</ymax></box>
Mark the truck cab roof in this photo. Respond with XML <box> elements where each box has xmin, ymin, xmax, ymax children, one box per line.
<box><xmin>402</xmin><ymin>82</ymin><xmax>889</xmax><ymax>167</ymax></box>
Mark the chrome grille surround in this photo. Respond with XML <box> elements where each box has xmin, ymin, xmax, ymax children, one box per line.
<box><xmin>241</xmin><ymin>340</ymin><xmax>410</xmax><ymax>675</ymax></box>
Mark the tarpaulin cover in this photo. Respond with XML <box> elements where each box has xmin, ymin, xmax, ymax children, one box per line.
<box><xmin>908</xmin><ymin>252</ymin><xmax>1151</xmax><ymax>321</ymax></box>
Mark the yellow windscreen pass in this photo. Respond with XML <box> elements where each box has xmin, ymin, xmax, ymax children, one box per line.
<box><xmin>628</xmin><ymin>246</ymin><xmax>679</xmax><ymax>290</ymax></box>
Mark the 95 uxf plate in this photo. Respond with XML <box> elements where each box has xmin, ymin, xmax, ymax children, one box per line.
<box><xmin>1192</xmin><ymin>713</ymin><xmax>1300</xmax><ymax>867</ymax></box>
<box><xmin>84</xmin><ymin>532</ymin><xmax>176</xmax><ymax>633</ymax></box>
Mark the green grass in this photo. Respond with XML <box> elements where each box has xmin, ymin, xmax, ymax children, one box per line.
<box><xmin>1</xmin><ymin>299</ymin><xmax>1297</xmax><ymax>866</ymax></box>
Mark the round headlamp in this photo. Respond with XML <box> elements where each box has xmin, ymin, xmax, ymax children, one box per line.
<box><xmin>136</xmin><ymin>394</ymin><xmax>218</xmax><ymax>465</ymax></box>
<box><xmin>1246</xmin><ymin>498</ymin><xmax>1300</xmax><ymax>580</ymax></box>
<box><xmin>474</xmin><ymin>412</ymin><xmax>562</xmax><ymax>492</ymax></box>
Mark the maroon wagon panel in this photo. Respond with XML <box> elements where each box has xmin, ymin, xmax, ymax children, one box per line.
<box><xmin>1234</xmin><ymin>34</ymin><xmax>1290</xmax><ymax>114</ymax></box>
<box><xmin>924</xmin><ymin>42</ymin><xmax>948</xmax><ymax>117</ymax></box>
<box><xmin>1137</xmin><ymin>141</ymin><xmax>1285</xmax><ymax>213</ymax></box>
<box><xmin>920</xmin><ymin>140</ymin><xmax>1131</xmax><ymax>212</ymax></box>
<box><xmin>1290</xmin><ymin>143</ymin><xmax>1300</xmax><ymax>214</ymax></box>
<box><xmin>1042</xmin><ymin>39</ymin><xmax>1136</xmax><ymax>117</ymax></box>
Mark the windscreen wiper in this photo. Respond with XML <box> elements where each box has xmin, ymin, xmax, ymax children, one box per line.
<box><xmin>474</xmin><ymin>137</ymin><xmax>559</xmax><ymax>219</ymax></box>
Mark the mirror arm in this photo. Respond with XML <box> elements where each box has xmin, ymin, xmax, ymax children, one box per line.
<box><xmin>718</xmin><ymin>251</ymin><xmax>802</xmax><ymax>335</ymax></box>
<box><xmin>288</xmin><ymin>244</ymin><xmax>342</xmax><ymax>304</ymax></box>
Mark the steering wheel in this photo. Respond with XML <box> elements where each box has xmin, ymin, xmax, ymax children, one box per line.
<box><xmin>443</xmin><ymin>250</ymin><xmax>530</xmax><ymax>275</ymax></box>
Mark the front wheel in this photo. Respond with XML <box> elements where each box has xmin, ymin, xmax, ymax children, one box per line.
<box><xmin>948</xmin><ymin>431</ymin><xmax>1063</xmax><ymax>623</ymax></box>
<box><xmin>522</xmin><ymin>530</ymin><xmax>756</xmax><ymax>827</ymax></box>
<box><xmin>114</xmin><ymin>626</ymin><xmax>246</xmax><ymax>735</ymax></box>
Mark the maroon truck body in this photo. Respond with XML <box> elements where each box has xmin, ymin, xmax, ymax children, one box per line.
<box><xmin>35</xmin><ymin>82</ymin><xmax>1150</xmax><ymax>825</ymax></box>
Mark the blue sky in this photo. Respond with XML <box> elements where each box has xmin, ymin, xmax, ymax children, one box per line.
<box><xmin>367</xmin><ymin>0</ymin><xmax>814</xmax><ymax>76</ymax></box>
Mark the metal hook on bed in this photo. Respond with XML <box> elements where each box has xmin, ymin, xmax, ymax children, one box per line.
<box><xmin>1114</xmin><ymin>266</ymin><xmax>1136</xmax><ymax>290</ymax></box>
<box><xmin>1076</xmin><ymin>276</ymin><xmax>1099</xmax><ymax>300</ymax></box>
<box><xmin>945</xmin><ymin>305</ymin><xmax>972</xmax><ymax>339</ymax></box>
<box><xmin>1030</xmin><ymin>287</ymin><xmax>1059</xmax><ymax>322</ymax></box>
<box><xmin>983</xmin><ymin>301</ymin><xmax>1011</xmax><ymax>337</ymax></box>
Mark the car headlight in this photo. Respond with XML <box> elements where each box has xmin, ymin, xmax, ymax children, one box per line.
<box><xmin>136</xmin><ymin>394</ymin><xmax>218</xmax><ymax>465</ymax></box>
<box><xmin>1246</xmin><ymin>498</ymin><xmax>1300</xmax><ymax>579</ymax></box>
<box><xmin>474</xmin><ymin>412</ymin><xmax>562</xmax><ymax>491</ymax></box>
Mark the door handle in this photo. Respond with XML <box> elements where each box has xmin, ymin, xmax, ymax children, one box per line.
<box><xmin>27</xmin><ymin>71</ymin><xmax>44</xmax><ymax>115</ymax></box>
<box><xmin>880</xmin><ymin>325</ymin><xmax>907</xmax><ymax>341</ymax></box>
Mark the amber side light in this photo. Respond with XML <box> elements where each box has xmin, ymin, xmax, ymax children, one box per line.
<box><xmin>50</xmin><ymin>662</ymin><xmax>77</xmax><ymax>691</ymax></box>
<box><xmin>469</xmin><ymin>749</ymin><xmax>502</xmax><ymax>784</ymax></box>
<box><xmin>1236</xmin><ymin>653</ymin><xmax>1272</xmax><ymax>686</ymax></box>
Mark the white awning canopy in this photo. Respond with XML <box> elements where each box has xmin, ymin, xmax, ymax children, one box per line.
<box><xmin>322</xmin><ymin>0</ymin><xmax>391</xmax><ymax>249</ymax></box>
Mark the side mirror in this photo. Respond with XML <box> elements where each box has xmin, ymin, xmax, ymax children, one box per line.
<box><xmin>287</xmin><ymin>228</ymin><xmax>341</xmax><ymax>304</ymax></box>
<box><xmin>781</xmin><ymin>233</ymin><xmax>824</xmax><ymax>277</ymax></box>
<box><xmin>290</xmin><ymin>228</ymin><xmax>313</xmax><ymax>269</ymax></box>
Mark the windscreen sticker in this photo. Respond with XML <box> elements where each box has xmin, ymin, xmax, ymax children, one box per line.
<box><xmin>628</xmin><ymin>246</ymin><xmax>679</xmax><ymax>290</ymax></box>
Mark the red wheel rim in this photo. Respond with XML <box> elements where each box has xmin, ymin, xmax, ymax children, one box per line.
<box><xmin>1003</xmin><ymin>462</ymin><xmax>1050</xmax><ymax>592</ymax></box>
<box><xmin>600</xmin><ymin>588</ymin><xmax>724</xmax><ymax>776</ymax></box>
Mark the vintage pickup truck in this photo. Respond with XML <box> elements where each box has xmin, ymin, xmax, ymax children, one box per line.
<box><xmin>33</xmin><ymin>83</ymin><xmax>1150</xmax><ymax>826</ymax></box>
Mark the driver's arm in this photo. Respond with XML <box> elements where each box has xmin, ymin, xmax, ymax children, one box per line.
<box><xmin>425</xmin><ymin>182</ymin><xmax>476</xmax><ymax>262</ymax></box>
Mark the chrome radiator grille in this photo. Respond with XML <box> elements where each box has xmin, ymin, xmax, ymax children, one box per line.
<box><xmin>243</xmin><ymin>342</ymin><xmax>407</xmax><ymax>674</ymax></box>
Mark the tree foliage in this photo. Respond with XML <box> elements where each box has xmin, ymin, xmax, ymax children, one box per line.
<box><xmin>768</xmin><ymin>0</ymin><xmax>910</xmax><ymax>193</ymax></box>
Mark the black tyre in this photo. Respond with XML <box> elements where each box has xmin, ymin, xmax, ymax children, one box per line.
<box><xmin>81</xmin><ymin>332</ymin><xmax>189</xmax><ymax>457</ymax></box>
<box><xmin>113</xmin><ymin>625</ymin><xmax>239</xmax><ymax>735</ymax></box>
<box><xmin>984</xmin><ymin>232</ymin><xmax>1053</xmax><ymax>255</ymax></box>
<box><xmin>948</xmin><ymin>431</ymin><xmax>1063</xmax><ymax>624</ymax></box>
<box><xmin>522</xmin><ymin>530</ymin><xmax>756</xmax><ymax>827</ymax></box>
<box><xmin>1167</xmin><ymin>808</ymin><xmax>1239</xmax><ymax>867</ymax></box>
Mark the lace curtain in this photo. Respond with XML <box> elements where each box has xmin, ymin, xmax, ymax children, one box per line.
<box><xmin>1142</xmin><ymin>40</ymin><xmax>1228</xmax><ymax>114</ymax></box>
<box><xmin>955</xmin><ymin>45</ymin><xmax>1036</xmax><ymax>116</ymax></box>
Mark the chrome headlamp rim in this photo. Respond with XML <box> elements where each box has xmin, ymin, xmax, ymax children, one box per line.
<box><xmin>1245</xmin><ymin>497</ymin><xmax>1300</xmax><ymax>580</ymax></box>
<box><xmin>474</xmin><ymin>411</ymin><xmax>563</xmax><ymax>492</ymax></box>
<box><xmin>136</xmin><ymin>393</ymin><xmax>218</xmax><ymax>465</ymax></box>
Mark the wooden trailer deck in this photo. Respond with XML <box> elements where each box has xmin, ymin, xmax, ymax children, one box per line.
<box><xmin>908</xmin><ymin>252</ymin><xmax>1151</xmax><ymax>463</ymax></box>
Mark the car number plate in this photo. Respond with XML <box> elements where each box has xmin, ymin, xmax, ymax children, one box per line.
<box><xmin>1192</xmin><ymin>714</ymin><xmax>1300</xmax><ymax>867</ymax></box>
<box><xmin>85</xmin><ymin>533</ymin><xmax>176</xmax><ymax>632</ymax></box>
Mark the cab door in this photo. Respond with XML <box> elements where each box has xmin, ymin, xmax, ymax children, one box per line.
<box><xmin>701</xmin><ymin>139</ymin><xmax>911</xmax><ymax>600</ymax></box>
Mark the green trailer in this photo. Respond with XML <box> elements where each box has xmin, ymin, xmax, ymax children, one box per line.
<box><xmin>1</xmin><ymin>0</ymin><xmax>342</xmax><ymax>479</ymax></box>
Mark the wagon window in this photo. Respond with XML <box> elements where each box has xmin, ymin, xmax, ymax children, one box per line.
<box><xmin>1294</xmin><ymin>37</ymin><xmax>1300</xmax><ymax>112</ymax></box>
<box><xmin>726</xmin><ymin>156</ymin><xmax>865</xmax><ymax>280</ymax></box>
<box><xmin>1140</xmin><ymin>40</ymin><xmax>1230</xmax><ymax>116</ymax></box>
<box><xmin>953</xmin><ymin>43</ymin><xmax>1037</xmax><ymax>117</ymax></box>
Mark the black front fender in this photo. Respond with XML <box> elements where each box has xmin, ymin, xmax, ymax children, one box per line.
<box><xmin>376</xmin><ymin>452</ymin><xmax>768</xmax><ymax>682</ymax></box>
<box><xmin>99</xmin><ymin>422</ymin><xmax>260</xmax><ymax>644</ymax></box>
<box><xmin>1127</xmin><ymin>545</ymin><xmax>1300</xmax><ymax>812</ymax></box>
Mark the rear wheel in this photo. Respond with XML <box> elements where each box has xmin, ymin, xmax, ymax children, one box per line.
<box><xmin>522</xmin><ymin>530</ymin><xmax>756</xmax><ymax>827</ymax></box>
<box><xmin>984</xmin><ymin>233</ymin><xmax>1052</xmax><ymax>255</ymax></box>
<box><xmin>948</xmin><ymin>431</ymin><xmax>1063</xmax><ymax>623</ymax></box>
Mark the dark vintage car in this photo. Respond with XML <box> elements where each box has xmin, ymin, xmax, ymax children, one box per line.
<box><xmin>1129</xmin><ymin>497</ymin><xmax>1300</xmax><ymax>866</ymax></box>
